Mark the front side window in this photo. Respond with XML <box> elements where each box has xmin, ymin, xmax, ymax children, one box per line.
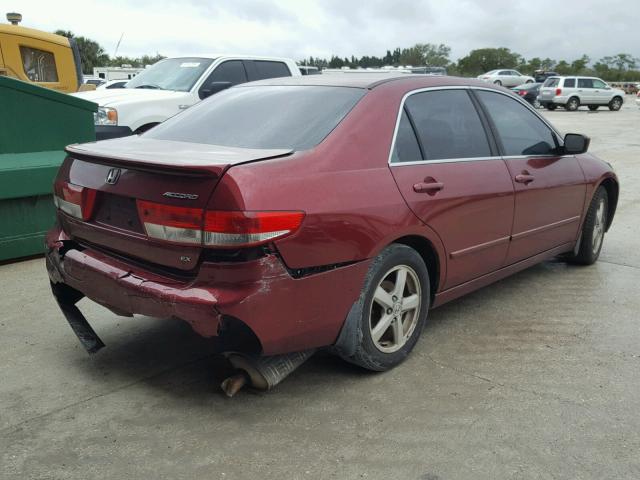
<box><xmin>593</xmin><ymin>79</ymin><xmax>607</xmax><ymax>89</ymax></box>
<box><xmin>564</xmin><ymin>78</ymin><xmax>576</xmax><ymax>88</ymax></box>
<box><xmin>20</xmin><ymin>46</ymin><xmax>58</xmax><ymax>82</ymax></box>
<box><xmin>206</xmin><ymin>60</ymin><xmax>248</xmax><ymax>85</ymax></box>
<box><xmin>476</xmin><ymin>90</ymin><xmax>557</xmax><ymax>156</ymax></box>
<box><xmin>578</xmin><ymin>78</ymin><xmax>594</xmax><ymax>88</ymax></box>
<box><xmin>146</xmin><ymin>85</ymin><xmax>365</xmax><ymax>151</ymax></box>
<box><xmin>404</xmin><ymin>90</ymin><xmax>491</xmax><ymax>160</ymax></box>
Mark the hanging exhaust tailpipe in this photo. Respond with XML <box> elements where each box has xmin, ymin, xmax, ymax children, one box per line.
<box><xmin>221</xmin><ymin>349</ymin><xmax>316</xmax><ymax>397</ymax></box>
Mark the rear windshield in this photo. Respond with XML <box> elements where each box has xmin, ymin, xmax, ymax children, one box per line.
<box><xmin>146</xmin><ymin>85</ymin><xmax>365</xmax><ymax>150</ymax></box>
<box><xmin>543</xmin><ymin>78</ymin><xmax>560</xmax><ymax>87</ymax></box>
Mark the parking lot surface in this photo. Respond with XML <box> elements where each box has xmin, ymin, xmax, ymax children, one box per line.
<box><xmin>1</xmin><ymin>99</ymin><xmax>639</xmax><ymax>480</ymax></box>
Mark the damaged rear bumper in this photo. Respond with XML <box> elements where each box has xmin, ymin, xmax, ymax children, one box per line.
<box><xmin>45</xmin><ymin>228</ymin><xmax>370</xmax><ymax>356</ymax></box>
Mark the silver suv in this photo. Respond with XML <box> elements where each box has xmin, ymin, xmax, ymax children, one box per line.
<box><xmin>539</xmin><ymin>76</ymin><xmax>625</xmax><ymax>111</ymax></box>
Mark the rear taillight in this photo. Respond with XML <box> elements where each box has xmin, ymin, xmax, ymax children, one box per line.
<box><xmin>53</xmin><ymin>181</ymin><xmax>97</xmax><ymax>221</ymax></box>
<box><xmin>517</xmin><ymin>90</ymin><xmax>527</xmax><ymax>96</ymax></box>
<box><xmin>203</xmin><ymin>210</ymin><xmax>305</xmax><ymax>247</ymax></box>
<box><xmin>136</xmin><ymin>200</ymin><xmax>304</xmax><ymax>248</ymax></box>
<box><xmin>555</xmin><ymin>88</ymin><xmax>562</xmax><ymax>96</ymax></box>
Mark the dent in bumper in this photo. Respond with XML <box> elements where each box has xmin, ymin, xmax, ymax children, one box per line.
<box><xmin>45</xmin><ymin>229</ymin><xmax>370</xmax><ymax>355</ymax></box>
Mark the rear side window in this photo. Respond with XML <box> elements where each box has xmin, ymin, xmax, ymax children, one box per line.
<box><xmin>253</xmin><ymin>61</ymin><xmax>291</xmax><ymax>80</ymax></box>
<box><xmin>578</xmin><ymin>78</ymin><xmax>594</xmax><ymax>88</ymax></box>
<box><xmin>391</xmin><ymin>109</ymin><xmax>422</xmax><ymax>163</ymax></box>
<box><xmin>404</xmin><ymin>90</ymin><xmax>491</xmax><ymax>160</ymax></box>
<box><xmin>20</xmin><ymin>46</ymin><xmax>58</xmax><ymax>82</ymax></box>
<box><xmin>476</xmin><ymin>91</ymin><xmax>557</xmax><ymax>156</ymax></box>
<box><xmin>563</xmin><ymin>78</ymin><xmax>576</xmax><ymax>88</ymax></box>
<box><xmin>147</xmin><ymin>85</ymin><xmax>365</xmax><ymax>150</ymax></box>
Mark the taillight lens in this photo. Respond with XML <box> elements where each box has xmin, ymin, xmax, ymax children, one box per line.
<box><xmin>53</xmin><ymin>181</ymin><xmax>97</xmax><ymax>221</ymax></box>
<box><xmin>518</xmin><ymin>90</ymin><xmax>527</xmax><ymax>96</ymax></box>
<box><xmin>203</xmin><ymin>210</ymin><xmax>305</xmax><ymax>247</ymax></box>
<box><xmin>136</xmin><ymin>200</ymin><xmax>304</xmax><ymax>248</ymax></box>
<box><xmin>555</xmin><ymin>88</ymin><xmax>562</xmax><ymax>96</ymax></box>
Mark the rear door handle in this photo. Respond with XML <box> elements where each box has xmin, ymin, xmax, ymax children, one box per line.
<box><xmin>515</xmin><ymin>173</ymin><xmax>535</xmax><ymax>184</ymax></box>
<box><xmin>413</xmin><ymin>181</ymin><xmax>444</xmax><ymax>193</ymax></box>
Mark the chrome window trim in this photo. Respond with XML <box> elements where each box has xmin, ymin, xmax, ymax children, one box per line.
<box><xmin>387</xmin><ymin>85</ymin><xmax>566</xmax><ymax>167</ymax></box>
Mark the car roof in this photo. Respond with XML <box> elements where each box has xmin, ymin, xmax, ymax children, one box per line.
<box><xmin>173</xmin><ymin>54</ymin><xmax>296</xmax><ymax>62</ymax></box>
<box><xmin>238</xmin><ymin>74</ymin><xmax>497</xmax><ymax>90</ymax></box>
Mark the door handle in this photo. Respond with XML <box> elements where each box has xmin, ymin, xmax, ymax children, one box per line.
<box><xmin>413</xmin><ymin>181</ymin><xmax>444</xmax><ymax>193</ymax></box>
<box><xmin>515</xmin><ymin>173</ymin><xmax>535</xmax><ymax>184</ymax></box>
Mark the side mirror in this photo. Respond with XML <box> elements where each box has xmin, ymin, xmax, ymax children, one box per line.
<box><xmin>200</xmin><ymin>81</ymin><xmax>232</xmax><ymax>99</ymax></box>
<box><xmin>563</xmin><ymin>133</ymin><xmax>590</xmax><ymax>155</ymax></box>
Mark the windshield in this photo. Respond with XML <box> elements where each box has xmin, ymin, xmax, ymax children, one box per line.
<box><xmin>146</xmin><ymin>85</ymin><xmax>366</xmax><ymax>150</ymax></box>
<box><xmin>126</xmin><ymin>57</ymin><xmax>214</xmax><ymax>92</ymax></box>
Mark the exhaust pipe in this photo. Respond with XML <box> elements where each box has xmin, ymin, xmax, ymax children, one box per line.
<box><xmin>221</xmin><ymin>349</ymin><xmax>316</xmax><ymax>397</ymax></box>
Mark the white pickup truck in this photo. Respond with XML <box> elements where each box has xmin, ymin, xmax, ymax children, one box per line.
<box><xmin>73</xmin><ymin>55</ymin><xmax>301</xmax><ymax>140</ymax></box>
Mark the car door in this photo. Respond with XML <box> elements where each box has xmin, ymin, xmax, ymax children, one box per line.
<box><xmin>198</xmin><ymin>60</ymin><xmax>248</xmax><ymax>99</ymax></box>
<box><xmin>592</xmin><ymin>78</ymin><xmax>610</xmax><ymax>104</ymax></box>
<box><xmin>474</xmin><ymin>90</ymin><xmax>586</xmax><ymax>264</ymax></box>
<box><xmin>388</xmin><ymin>89</ymin><xmax>515</xmax><ymax>289</ymax></box>
<box><xmin>498</xmin><ymin>70</ymin><xmax>511</xmax><ymax>85</ymax></box>
<box><xmin>577</xmin><ymin>78</ymin><xmax>595</xmax><ymax>103</ymax></box>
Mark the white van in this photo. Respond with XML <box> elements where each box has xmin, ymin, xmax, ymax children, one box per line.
<box><xmin>538</xmin><ymin>76</ymin><xmax>625</xmax><ymax>111</ymax></box>
<box><xmin>73</xmin><ymin>55</ymin><xmax>301</xmax><ymax>140</ymax></box>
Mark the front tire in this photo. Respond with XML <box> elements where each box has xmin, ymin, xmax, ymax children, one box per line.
<box><xmin>609</xmin><ymin>96</ymin><xmax>623</xmax><ymax>111</ymax></box>
<box><xmin>338</xmin><ymin>244</ymin><xmax>430</xmax><ymax>371</ymax></box>
<box><xmin>565</xmin><ymin>97</ymin><xmax>580</xmax><ymax>111</ymax></box>
<box><xmin>494</xmin><ymin>80</ymin><xmax>502</xmax><ymax>86</ymax></box>
<box><xmin>566</xmin><ymin>187</ymin><xmax>608</xmax><ymax>265</ymax></box>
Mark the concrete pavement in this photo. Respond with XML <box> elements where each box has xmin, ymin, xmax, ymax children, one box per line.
<box><xmin>1</xmin><ymin>99</ymin><xmax>639</xmax><ymax>480</ymax></box>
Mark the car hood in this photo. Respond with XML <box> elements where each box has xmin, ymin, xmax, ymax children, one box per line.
<box><xmin>71</xmin><ymin>88</ymin><xmax>189</xmax><ymax>106</ymax></box>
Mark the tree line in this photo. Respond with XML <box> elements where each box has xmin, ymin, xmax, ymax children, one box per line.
<box><xmin>56</xmin><ymin>29</ymin><xmax>639</xmax><ymax>82</ymax></box>
<box><xmin>303</xmin><ymin>44</ymin><xmax>640</xmax><ymax>82</ymax></box>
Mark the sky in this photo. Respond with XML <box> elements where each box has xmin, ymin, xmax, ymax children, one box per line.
<box><xmin>8</xmin><ymin>0</ymin><xmax>640</xmax><ymax>63</ymax></box>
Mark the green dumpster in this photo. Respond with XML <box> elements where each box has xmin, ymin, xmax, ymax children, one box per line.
<box><xmin>0</xmin><ymin>76</ymin><xmax>96</xmax><ymax>262</ymax></box>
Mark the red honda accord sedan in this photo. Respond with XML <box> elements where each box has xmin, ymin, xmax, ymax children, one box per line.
<box><xmin>46</xmin><ymin>74</ymin><xmax>618</xmax><ymax>371</ymax></box>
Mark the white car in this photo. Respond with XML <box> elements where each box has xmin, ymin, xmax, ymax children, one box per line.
<box><xmin>477</xmin><ymin>69</ymin><xmax>535</xmax><ymax>87</ymax></box>
<box><xmin>538</xmin><ymin>76</ymin><xmax>625</xmax><ymax>111</ymax></box>
<box><xmin>96</xmin><ymin>79</ymin><xmax>128</xmax><ymax>90</ymax></box>
<box><xmin>73</xmin><ymin>55</ymin><xmax>301</xmax><ymax>140</ymax></box>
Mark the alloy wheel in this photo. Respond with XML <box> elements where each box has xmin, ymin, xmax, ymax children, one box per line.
<box><xmin>369</xmin><ymin>265</ymin><xmax>421</xmax><ymax>353</ymax></box>
<box><xmin>592</xmin><ymin>198</ymin><xmax>606</xmax><ymax>255</ymax></box>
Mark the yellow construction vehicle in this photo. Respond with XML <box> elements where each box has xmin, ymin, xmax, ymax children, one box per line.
<box><xmin>0</xmin><ymin>13</ymin><xmax>83</xmax><ymax>93</ymax></box>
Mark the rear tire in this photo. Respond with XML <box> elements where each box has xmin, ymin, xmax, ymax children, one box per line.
<box><xmin>565</xmin><ymin>97</ymin><xmax>580</xmax><ymax>111</ymax></box>
<box><xmin>566</xmin><ymin>187</ymin><xmax>608</xmax><ymax>265</ymax></box>
<box><xmin>588</xmin><ymin>105</ymin><xmax>599</xmax><ymax>111</ymax></box>
<box><xmin>494</xmin><ymin>80</ymin><xmax>502</xmax><ymax>86</ymax></box>
<box><xmin>609</xmin><ymin>96</ymin><xmax>623</xmax><ymax>111</ymax></box>
<box><xmin>337</xmin><ymin>244</ymin><xmax>430</xmax><ymax>372</ymax></box>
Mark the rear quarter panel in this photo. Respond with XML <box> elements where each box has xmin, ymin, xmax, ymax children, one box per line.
<box><xmin>207</xmin><ymin>83</ymin><xmax>448</xmax><ymax>286</ymax></box>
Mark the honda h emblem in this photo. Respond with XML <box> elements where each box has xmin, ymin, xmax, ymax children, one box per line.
<box><xmin>105</xmin><ymin>168</ymin><xmax>121</xmax><ymax>185</ymax></box>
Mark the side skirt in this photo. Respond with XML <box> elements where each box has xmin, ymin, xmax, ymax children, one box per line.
<box><xmin>432</xmin><ymin>242</ymin><xmax>574</xmax><ymax>308</ymax></box>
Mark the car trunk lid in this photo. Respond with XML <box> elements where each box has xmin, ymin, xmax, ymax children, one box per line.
<box><xmin>57</xmin><ymin>137</ymin><xmax>292</xmax><ymax>271</ymax></box>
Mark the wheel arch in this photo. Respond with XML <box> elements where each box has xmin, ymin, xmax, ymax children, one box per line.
<box><xmin>389</xmin><ymin>234</ymin><xmax>442</xmax><ymax>301</ymax></box>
